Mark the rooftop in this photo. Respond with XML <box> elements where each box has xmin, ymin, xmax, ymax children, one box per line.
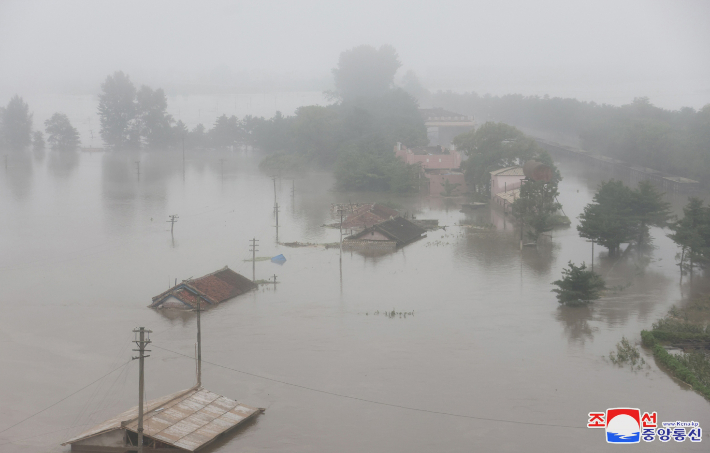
<box><xmin>151</xmin><ymin>267</ymin><xmax>257</xmax><ymax>309</ymax></box>
<box><xmin>349</xmin><ymin>217</ymin><xmax>426</xmax><ymax>246</ymax></box>
<box><xmin>63</xmin><ymin>386</ymin><xmax>260</xmax><ymax>452</ymax></box>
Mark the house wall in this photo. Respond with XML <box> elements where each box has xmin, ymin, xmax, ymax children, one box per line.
<box><xmin>158</xmin><ymin>296</ymin><xmax>190</xmax><ymax>309</ymax></box>
<box><xmin>490</xmin><ymin>174</ymin><xmax>523</xmax><ymax>199</ymax></box>
<box><xmin>357</xmin><ymin>230</ymin><xmax>391</xmax><ymax>241</ymax></box>
<box><xmin>426</xmin><ymin>173</ymin><xmax>467</xmax><ymax>197</ymax></box>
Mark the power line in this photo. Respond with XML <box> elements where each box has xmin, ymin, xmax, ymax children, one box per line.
<box><xmin>0</xmin><ymin>360</ymin><xmax>131</xmax><ymax>436</ymax></box>
<box><xmin>151</xmin><ymin>345</ymin><xmax>584</xmax><ymax>430</ymax></box>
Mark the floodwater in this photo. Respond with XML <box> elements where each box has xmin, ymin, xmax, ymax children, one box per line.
<box><xmin>0</xmin><ymin>149</ymin><xmax>708</xmax><ymax>453</ymax></box>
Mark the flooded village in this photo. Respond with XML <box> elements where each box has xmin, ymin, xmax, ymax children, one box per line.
<box><xmin>1</xmin><ymin>2</ymin><xmax>710</xmax><ymax>453</ymax></box>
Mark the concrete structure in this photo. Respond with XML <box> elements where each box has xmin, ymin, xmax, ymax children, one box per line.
<box><xmin>63</xmin><ymin>386</ymin><xmax>261</xmax><ymax>452</ymax></box>
<box><xmin>419</xmin><ymin>108</ymin><xmax>475</xmax><ymax>147</ymax></box>
<box><xmin>151</xmin><ymin>267</ymin><xmax>256</xmax><ymax>309</ymax></box>
<box><xmin>490</xmin><ymin>167</ymin><xmax>525</xmax><ymax>199</ymax></box>
<box><xmin>394</xmin><ymin>143</ymin><xmax>462</xmax><ymax>170</ymax></box>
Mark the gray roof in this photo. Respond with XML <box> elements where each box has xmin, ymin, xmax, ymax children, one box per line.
<box><xmin>350</xmin><ymin>217</ymin><xmax>426</xmax><ymax>246</ymax></box>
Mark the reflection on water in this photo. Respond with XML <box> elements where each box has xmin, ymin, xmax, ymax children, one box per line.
<box><xmin>48</xmin><ymin>150</ymin><xmax>79</xmax><ymax>179</ymax></box>
<box><xmin>0</xmin><ymin>151</ymin><xmax>708</xmax><ymax>453</ymax></box>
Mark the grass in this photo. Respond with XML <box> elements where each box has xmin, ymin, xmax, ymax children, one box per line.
<box><xmin>609</xmin><ymin>337</ymin><xmax>646</xmax><ymax>370</ymax></box>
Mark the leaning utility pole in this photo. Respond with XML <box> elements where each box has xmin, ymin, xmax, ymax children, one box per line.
<box><xmin>274</xmin><ymin>203</ymin><xmax>280</xmax><ymax>243</ymax></box>
<box><xmin>132</xmin><ymin>327</ymin><xmax>151</xmax><ymax>453</ymax></box>
<box><xmin>249</xmin><ymin>238</ymin><xmax>259</xmax><ymax>282</ymax></box>
<box><xmin>167</xmin><ymin>215</ymin><xmax>179</xmax><ymax>236</ymax></box>
<box><xmin>195</xmin><ymin>301</ymin><xmax>202</xmax><ymax>387</ymax></box>
<box><xmin>337</xmin><ymin>207</ymin><xmax>346</xmax><ymax>254</ymax></box>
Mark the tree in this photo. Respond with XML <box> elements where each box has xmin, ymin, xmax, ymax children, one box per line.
<box><xmin>512</xmin><ymin>179</ymin><xmax>562</xmax><ymax>241</ymax></box>
<box><xmin>136</xmin><ymin>86</ymin><xmax>174</xmax><ymax>149</ymax></box>
<box><xmin>453</xmin><ymin>122</ymin><xmax>552</xmax><ymax>196</ymax></box>
<box><xmin>401</xmin><ymin>70</ymin><xmax>429</xmax><ymax>101</ymax></box>
<box><xmin>98</xmin><ymin>71</ymin><xmax>138</xmax><ymax>150</ymax></box>
<box><xmin>44</xmin><ymin>113</ymin><xmax>80</xmax><ymax>151</ymax></box>
<box><xmin>667</xmin><ymin>197</ymin><xmax>710</xmax><ymax>280</ymax></box>
<box><xmin>1</xmin><ymin>95</ymin><xmax>33</xmax><ymax>151</ymax></box>
<box><xmin>629</xmin><ymin>180</ymin><xmax>671</xmax><ymax>250</ymax></box>
<box><xmin>32</xmin><ymin>131</ymin><xmax>45</xmax><ymax>152</ymax></box>
<box><xmin>441</xmin><ymin>178</ymin><xmax>461</xmax><ymax>197</ymax></box>
<box><xmin>552</xmin><ymin>262</ymin><xmax>606</xmax><ymax>306</ymax></box>
<box><xmin>331</xmin><ymin>45</ymin><xmax>401</xmax><ymax>100</ymax></box>
<box><xmin>578</xmin><ymin>180</ymin><xmax>636</xmax><ymax>256</ymax></box>
<box><xmin>210</xmin><ymin>114</ymin><xmax>242</xmax><ymax>149</ymax></box>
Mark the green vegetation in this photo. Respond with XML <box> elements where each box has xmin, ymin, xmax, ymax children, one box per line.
<box><xmin>44</xmin><ymin>113</ymin><xmax>80</xmax><ymax>151</ymax></box>
<box><xmin>452</xmin><ymin>122</ymin><xmax>557</xmax><ymax>197</ymax></box>
<box><xmin>641</xmin><ymin>298</ymin><xmax>710</xmax><ymax>401</ymax></box>
<box><xmin>441</xmin><ymin>178</ymin><xmax>461</xmax><ymax>197</ymax></box>
<box><xmin>0</xmin><ymin>95</ymin><xmax>33</xmax><ymax>151</ymax></box>
<box><xmin>430</xmin><ymin>93</ymin><xmax>710</xmax><ymax>183</ymax></box>
<box><xmin>552</xmin><ymin>261</ymin><xmax>606</xmax><ymax>306</ymax></box>
<box><xmin>609</xmin><ymin>337</ymin><xmax>646</xmax><ymax>370</ymax></box>
<box><xmin>667</xmin><ymin>197</ymin><xmax>710</xmax><ymax>279</ymax></box>
<box><xmin>578</xmin><ymin>180</ymin><xmax>670</xmax><ymax>256</ymax></box>
<box><xmin>512</xmin><ymin>179</ymin><xmax>562</xmax><ymax>241</ymax></box>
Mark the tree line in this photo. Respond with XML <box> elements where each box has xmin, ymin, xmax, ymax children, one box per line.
<box><xmin>0</xmin><ymin>95</ymin><xmax>79</xmax><ymax>152</ymax></box>
<box><xmin>430</xmin><ymin>92</ymin><xmax>710</xmax><ymax>183</ymax></box>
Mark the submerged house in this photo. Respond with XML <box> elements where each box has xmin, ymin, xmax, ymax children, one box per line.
<box><xmin>62</xmin><ymin>386</ymin><xmax>261</xmax><ymax>452</ymax></box>
<box><xmin>150</xmin><ymin>267</ymin><xmax>256</xmax><ymax>309</ymax></box>
<box><xmin>341</xmin><ymin>203</ymin><xmax>399</xmax><ymax>231</ymax></box>
<box><xmin>343</xmin><ymin>217</ymin><xmax>426</xmax><ymax>250</ymax></box>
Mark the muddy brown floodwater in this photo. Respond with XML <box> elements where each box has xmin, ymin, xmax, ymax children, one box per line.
<box><xmin>0</xmin><ymin>149</ymin><xmax>708</xmax><ymax>452</ymax></box>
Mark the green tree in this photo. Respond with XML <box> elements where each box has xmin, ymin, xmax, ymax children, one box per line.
<box><xmin>210</xmin><ymin>114</ymin><xmax>242</xmax><ymax>149</ymax></box>
<box><xmin>331</xmin><ymin>44</ymin><xmax>401</xmax><ymax>101</ymax></box>
<box><xmin>578</xmin><ymin>180</ymin><xmax>636</xmax><ymax>256</ymax></box>
<box><xmin>630</xmin><ymin>180</ymin><xmax>671</xmax><ymax>250</ymax></box>
<box><xmin>667</xmin><ymin>198</ymin><xmax>710</xmax><ymax>279</ymax></box>
<box><xmin>1</xmin><ymin>95</ymin><xmax>33</xmax><ymax>151</ymax></box>
<box><xmin>98</xmin><ymin>71</ymin><xmax>138</xmax><ymax>150</ymax></box>
<box><xmin>44</xmin><ymin>113</ymin><xmax>80</xmax><ymax>151</ymax></box>
<box><xmin>136</xmin><ymin>86</ymin><xmax>174</xmax><ymax>149</ymax></box>
<box><xmin>453</xmin><ymin>122</ymin><xmax>553</xmax><ymax>196</ymax></box>
<box><xmin>32</xmin><ymin>131</ymin><xmax>45</xmax><ymax>152</ymax></box>
<box><xmin>552</xmin><ymin>262</ymin><xmax>606</xmax><ymax>306</ymax></box>
<box><xmin>512</xmin><ymin>179</ymin><xmax>562</xmax><ymax>241</ymax></box>
<box><xmin>441</xmin><ymin>178</ymin><xmax>461</xmax><ymax>197</ymax></box>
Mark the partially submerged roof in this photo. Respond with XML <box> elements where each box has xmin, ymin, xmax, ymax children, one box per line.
<box><xmin>63</xmin><ymin>386</ymin><xmax>261</xmax><ymax>452</ymax></box>
<box><xmin>151</xmin><ymin>266</ymin><xmax>256</xmax><ymax>309</ymax></box>
<box><xmin>342</xmin><ymin>203</ymin><xmax>399</xmax><ymax>230</ymax></box>
<box><xmin>348</xmin><ymin>217</ymin><xmax>426</xmax><ymax>246</ymax></box>
<box><xmin>490</xmin><ymin>166</ymin><xmax>524</xmax><ymax>177</ymax></box>
<box><xmin>495</xmin><ymin>188</ymin><xmax>520</xmax><ymax>204</ymax></box>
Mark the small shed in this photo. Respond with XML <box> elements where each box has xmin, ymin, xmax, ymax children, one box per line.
<box><xmin>344</xmin><ymin>217</ymin><xmax>426</xmax><ymax>249</ymax></box>
<box><xmin>150</xmin><ymin>267</ymin><xmax>256</xmax><ymax>309</ymax></box>
<box><xmin>62</xmin><ymin>386</ymin><xmax>261</xmax><ymax>452</ymax></box>
<box><xmin>490</xmin><ymin>166</ymin><xmax>525</xmax><ymax>199</ymax></box>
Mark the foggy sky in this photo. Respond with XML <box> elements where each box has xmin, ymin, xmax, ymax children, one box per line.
<box><xmin>1</xmin><ymin>0</ymin><xmax>709</xmax><ymax>109</ymax></box>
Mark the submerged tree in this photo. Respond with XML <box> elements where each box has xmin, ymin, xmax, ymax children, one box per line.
<box><xmin>552</xmin><ymin>262</ymin><xmax>606</xmax><ymax>306</ymax></box>
<box><xmin>512</xmin><ymin>179</ymin><xmax>562</xmax><ymax>241</ymax></box>
<box><xmin>578</xmin><ymin>180</ymin><xmax>636</xmax><ymax>257</ymax></box>
<box><xmin>45</xmin><ymin>113</ymin><xmax>80</xmax><ymax>151</ymax></box>
<box><xmin>98</xmin><ymin>71</ymin><xmax>138</xmax><ymax>150</ymax></box>
<box><xmin>667</xmin><ymin>197</ymin><xmax>710</xmax><ymax>280</ymax></box>
<box><xmin>630</xmin><ymin>180</ymin><xmax>671</xmax><ymax>251</ymax></box>
<box><xmin>32</xmin><ymin>131</ymin><xmax>45</xmax><ymax>152</ymax></box>
<box><xmin>1</xmin><ymin>95</ymin><xmax>33</xmax><ymax>151</ymax></box>
<box><xmin>136</xmin><ymin>85</ymin><xmax>174</xmax><ymax>149</ymax></box>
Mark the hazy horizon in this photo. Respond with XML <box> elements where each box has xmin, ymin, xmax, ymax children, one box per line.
<box><xmin>1</xmin><ymin>0</ymin><xmax>709</xmax><ymax>110</ymax></box>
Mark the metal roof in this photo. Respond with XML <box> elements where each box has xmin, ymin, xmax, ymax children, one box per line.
<box><xmin>63</xmin><ymin>386</ymin><xmax>260</xmax><ymax>451</ymax></box>
<box><xmin>349</xmin><ymin>217</ymin><xmax>426</xmax><ymax>246</ymax></box>
<box><xmin>490</xmin><ymin>166</ymin><xmax>524</xmax><ymax>177</ymax></box>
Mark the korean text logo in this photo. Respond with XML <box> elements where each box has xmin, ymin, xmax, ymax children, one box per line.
<box><xmin>587</xmin><ymin>408</ymin><xmax>702</xmax><ymax>444</ymax></box>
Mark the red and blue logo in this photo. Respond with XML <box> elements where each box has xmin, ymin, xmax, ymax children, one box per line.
<box><xmin>605</xmin><ymin>408</ymin><xmax>641</xmax><ymax>443</ymax></box>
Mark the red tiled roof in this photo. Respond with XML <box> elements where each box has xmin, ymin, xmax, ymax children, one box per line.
<box><xmin>150</xmin><ymin>267</ymin><xmax>256</xmax><ymax>309</ymax></box>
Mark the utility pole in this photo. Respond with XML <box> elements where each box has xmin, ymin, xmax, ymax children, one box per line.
<box><xmin>587</xmin><ymin>239</ymin><xmax>595</xmax><ymax>271</ymax></box>
<box><xmin>135</xmin><ymin>161</ymin><xmax>140</xmax><ymax>180</ymax></box>
<box><xmin>249</xmin><ymin>238</ymin><xmax>259</xmax><ymax>282</ymax></box>
<box><xmin>274</xmin><ymin>203</ymin><xmax>280</xmax><ymax>243</ymax></box>
<box><xmin>337</xmin><ymin>207</ymin><xmax>346</xmax><ymax>254</ymax></box>
<box><xmin>182</xmin><ymin>135</ymin><xmax>185</xmax><ymax>180</ymax></box>
<box><xmin>291</xmin><ymin>180</ymin><xmax>295</xmax><ymax>213</ymax></box>
<box><xmin>167</xmin><ymin>215</ymin><xmax>179</xmax><ymax>236</ymax></box>
<box><xmin>271</xmin><ymin>175</ymin><xmax>277</xmax><ymax>213</ymax></box>
<box><xmin>220</xmin><ymin>159</ymin><xmax>225</xmax><ymax>184</ymax></box>
<box><xmin>132</xmin><ymin>327</ymin><xmax>151</xmax><ymax>453</ymax></box>
<box><xmin>195</xmin><ymin>301</ymin><xmax>202</xmax><ymax>387</ymax></box>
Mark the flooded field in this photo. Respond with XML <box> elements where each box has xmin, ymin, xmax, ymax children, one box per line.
<box><xmin>0</xmin><ymin>149</ymin><xmax>708</xmax><ymax>452</ymax></box>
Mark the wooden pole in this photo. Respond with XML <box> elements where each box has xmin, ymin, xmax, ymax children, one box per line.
<box><xmin>132</xmin><ymin>327</ymin><xmax>151</xmax><ymax>453</ymax></box>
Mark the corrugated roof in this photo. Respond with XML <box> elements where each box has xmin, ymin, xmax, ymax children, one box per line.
<box><xmin>490</xmin><ymin>166</ymin><xmax>524</xmax><ymax>176</ymax></box>
<box><xmin>151</xmin><ymin>267</ymin><xmax>256</xmax><ymax>309</ymax></box>
<box><xmin>63</xmin><ymin>387</ymin><xmax>260</xmax><ymax>451</ymax></box>
<box><xmin>342</xmin><ymin>203</ymin><xmax>399</xmax><ymax>230</ymax></box>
